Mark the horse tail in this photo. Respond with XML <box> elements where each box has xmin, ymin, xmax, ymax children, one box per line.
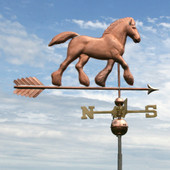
<box><xmin>48</xmin><ymin>31</ymin><xmax>79</xmax><ymax>46</ymax></box>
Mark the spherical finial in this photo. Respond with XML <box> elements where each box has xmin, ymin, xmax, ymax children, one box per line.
<box><xmin>115</xmin><ymin>98</ymin><xmax>124</xmax><ymax>106</ymax></box>
<box><xmin>111</xmin><ymin>118</ymin><xmax>128</xmax><ymax>136</ymax></box>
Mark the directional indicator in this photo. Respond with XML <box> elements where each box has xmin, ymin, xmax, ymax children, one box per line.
<box><xmin>123</xmin><ymin>99</ymin><xmax>157</xmax><ymax>118</ymax></box>
<box><xmin>81</xmin><ymin>99</ymin><xmax>157</xmax><ymax>119</ymax></box>
<box><xmin>13</xmin><ymin>77</ymin><xmax>159</xmax><ymax>98</ymax></box>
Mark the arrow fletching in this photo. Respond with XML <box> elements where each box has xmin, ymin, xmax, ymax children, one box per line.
<box><xmin>14</xmin><ymin>77</ymin><xmax>44</xmax><ymax>98</ymax></box>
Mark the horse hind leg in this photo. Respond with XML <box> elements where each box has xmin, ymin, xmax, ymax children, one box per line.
<box><xmin>51</xmin><ymin>55</ymin><xmax>79</xmax><ymax>86</ymax></box>
<box><xmin>95</xmin><ymin>59</ymin><xmax>115</xmax><ymax>87</ymax></box>
<box><xmin>75</xmin><ymin>54</ymin><xmax>90</xmax><ymax>86</ymax></box>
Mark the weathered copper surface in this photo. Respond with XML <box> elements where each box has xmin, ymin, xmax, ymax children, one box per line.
<box><xmin>49</xmin><ymin>17</ymin><xmax>141</xmax><ymax>87</ymax></box>
<box><xmin>115</xmin><ymin>97</ymin><xmax>124</xmax><ymax>106</ymax></box>
<box><xmin>14</xmin><ymin>85</ymin><xmax>157</xmax><ymax>91</ymax></box>
<box><xmin>111</xmin><ymin>119</ymin><xmax>128</xmax><ymax>136</ymax></box>
<box><xmin>13</xmin><ymin>77</ymin><xmax>44</xmax><ymax>98</ymax></box>
<box><xmin>117</xmin><ymin>64</ymin><xmax>121</xmax><ymax>97</ymax></box>
<box><xmin>13</xmin><ymin>77</ymin><xmax>158</xmax><ymax>97</ymax></box>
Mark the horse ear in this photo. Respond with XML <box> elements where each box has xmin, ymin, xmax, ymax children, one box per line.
<box><xmin>129</xmin><ymin>18</ymin><xmax>135</xmax><ymax>26</ymax></box>
<box><xmin>129</xmin><ymin>19</ymin><xmax>132</xmax><ymax>25</ymax></box>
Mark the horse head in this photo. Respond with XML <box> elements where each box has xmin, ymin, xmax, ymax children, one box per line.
<box><xmin>127</xmin><ymin>18</ymin><xmax>141</xmax><ymax>43</ymax></box>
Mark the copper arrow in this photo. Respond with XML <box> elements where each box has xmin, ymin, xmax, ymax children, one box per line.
<box><xmin>14</xmin><ymin>77</ymin><xmax>159</xmax><ymax>98</ymax></box>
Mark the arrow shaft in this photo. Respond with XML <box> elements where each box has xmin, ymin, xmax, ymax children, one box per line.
<box><xmin>14</xmin><ymin>85</ymin><xmax>150</xmax><ymax>91</ymax></box>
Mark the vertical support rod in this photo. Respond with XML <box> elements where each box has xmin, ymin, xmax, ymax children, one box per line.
<box><xmin>118</xmin><ymin>135</ymin><xmax>122</xmax><ymax>170</ymax></box>
<box><xmin>118</xmin><ymin>64</ymin><xmax>121</xmax><ymax>98</ymax></box>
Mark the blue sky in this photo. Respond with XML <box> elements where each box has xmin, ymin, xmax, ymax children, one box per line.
<box><xmin>0</xmin><ymin>0</ymin><xmax>170</xmax><ymax>170</ymax></box>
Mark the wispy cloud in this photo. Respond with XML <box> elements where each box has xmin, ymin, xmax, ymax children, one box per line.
<box><xmin>147</xmin><ymin>17</ymin><xmax>158</xmax><ymax>23</ymax></box>
<box><xmin>0</xmin><ymin>15</ymin><xmax>62</xmax><ymax>67</ymax></box>
<box><xmin>0</xmin><ymin>92</ymin><xmax>170</xmax><ymax>169</ymax></box>
<box><xmin>136</xmin><ymin>20</ymin><xmax>157</xmax><ymax>33</ymax></box>
<box><xmin>136</xmin><ymin>20</ymin><xmax>143</xmax><ymax>27</ymax></box>
<box><xmin>160</xmin><ymin>16</ymin><xmax>170</xmax><ymax>19</ymax></box>
<box><xmin>143</xmin><ymin>26</ymin><xmax>157</xmax><ymax>33</ymax></box>
<box><xmin>72</xmin><ymin>19</ymin><xmax>108</xmax><ymax>29</ymax></box>
<box><xmin>159</xmin><ymin>22</ymin><xmax>170</xmax><ymax>28</ymax></box>
<box><xmin>0</xmin><ymin>124</ymin><xmax>63</xmax><ymax>138</ymax></box>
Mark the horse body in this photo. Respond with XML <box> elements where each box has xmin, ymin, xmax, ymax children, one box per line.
<box><xmin>49</xmin><ymin>17</ymin><xmax>141</xmax><ymax>87</ymax></box>
<box><xmin>68</xmin><ymin>35</ymin><xmax>122</xmax><ymax>60</ymax></box>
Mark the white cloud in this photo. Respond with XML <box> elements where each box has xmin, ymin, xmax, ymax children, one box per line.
<box><xmin>160</xmin><ymin>16</ymin><xmax>170</xmax><ymax>19</ymax></box>
<box><xmin>136</xmin><ymin>20</ymin><xmax>157</xmax><ymax>33</ymax></box>
<box><xmin>147</xmin><ymin>17</ymin><xmax>158</xmax><ymax>23</ymax></box>
<box><xmin>159</xmin><ymin>22</ymin><xmax>170</xmax><ymax>28</ymax></box>
<box><xmin>153</xmin><ymin>123</ymin><xmax>170</xmax><ymax>129</ymax></box>
<box><xmin>0</xmin><ymin>15</ymin><xmax>62</xmax><ymax>67</ymax></box>
<box><xmin>0</xmin><ymin>124</ymin><xmax>63</xmax><ymax>138</ymax></box>
<box><xmin>136</xmin><ymin>20</ymin><xmax>143</xmax><ymax>27</ymax></box>
<box><xmin>53</xmin><ymin>42</ymin><xmax>69</xmax><ymax>48</ymax></box>
<box><xmin>72</xmin><ymin>19</ymin><xmax>108</xmax><ymax>29</ymax></box>
<box><xmin>0</xmin><ymin>92</ymin><xmax>170</xmax><ymax>170</ymax></box>
<box><xmin>101</xmin><ymin>16</ymin><xmax>117</xmax><ymax>22</ymax></box>
<box><xmin>162</xmin><ymin>38</ymin><xmax>170</xmax><ymax>48</ymax></box>
<box><xmin>143</xmin><ymin>26</ymin><xmax>157</xmax><ymax>33</ymax></box>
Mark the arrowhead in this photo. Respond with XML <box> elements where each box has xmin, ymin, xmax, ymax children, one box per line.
<box><xmin>147</xmin><ymin>84</ymin><xmax>159</xmax><ymax>95</ymax></box>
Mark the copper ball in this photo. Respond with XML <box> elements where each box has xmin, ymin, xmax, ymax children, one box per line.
<box><xmin>115</xmin><ymin>98</ymin><xmax>124</xmax><ymax>106</ymax></box>
<box><xmin>111</xmin><ymin>119</ymin><xmax>128</xmax><ymax>136</ymax></box>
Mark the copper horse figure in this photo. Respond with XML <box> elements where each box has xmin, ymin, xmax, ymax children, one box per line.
<box><xmin>49</xmin><ymin>17</ymin><xmax>141</xmax><ymax>87</ymax></box>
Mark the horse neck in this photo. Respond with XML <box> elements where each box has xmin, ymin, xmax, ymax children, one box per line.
<box><xmin>103</xmin><ymin>25</ymin><xmax>127</xmax><ymax>47</ymax></box>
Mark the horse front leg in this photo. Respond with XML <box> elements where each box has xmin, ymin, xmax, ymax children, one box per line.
<box><xmin>51</xmin><ymin>55</ymin><xmax>78</xmax><ymax>86</ymax></box>
<box><xmin>75</xmin><ymin>54</ymin><xmax>90</xmax><ymax>86</ymax></box>
<box><xmin>95</xmin><ymin>59</ymin><xmax>115</xmax><ymax>87</ymax></box>
<box><xmin>115</xmin><ymin>55</ymin><xmax>134</xmax><ymax>85</ymax></box>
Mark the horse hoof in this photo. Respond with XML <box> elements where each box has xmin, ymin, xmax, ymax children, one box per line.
<box><xmin>80</xmin><ymin>80</ymin><xmax>90</xmax><ymax>86</ymax></box>
<box><xmin>52</xmin><ymin>79</ymin><xmax>62</xmax><ymax>86</ymax></box>
<box><xmin>123</xmin><ymin>69</ymin><xmax>134</xmax><ymax>86</ymax></box>
<box><xmin>79</xmin><ymin>73</ymin><xmax>90</xmax><ymax>86</ymax></box>
<box><xmin>95</xmin><ymin>75</ymin><xmax>106</xmax><ymax>87</ymax></box>
<box><xmin>95</xmin><ymin>81</ymin><xmax>105</xmax><ymax>87</ymax></box>
<box><xmin>95</xmin><ymin>78</ymin><xmax>105</xmax><ymax>87</ymax></box>
<box><xmin>124</xmin><ymin>75</ymin><xmax>134</xmax><ymax>86</ymax></box>
<box><xmin>51</xmin><ymin>72</ymin><xmax>62</xmax><ymax>86</ymax></box>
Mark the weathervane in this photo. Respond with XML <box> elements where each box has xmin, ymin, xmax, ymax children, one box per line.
<box><xmin>13</xmin><ymin>17</ymin><xmax>158</xmax><ymax>170</ymax></box>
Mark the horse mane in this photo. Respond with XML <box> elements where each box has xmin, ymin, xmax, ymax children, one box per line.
<box><xmin>102</xmin><ymin>17</ymin><xmax>133</xmax><ymax>36</ymax></box>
